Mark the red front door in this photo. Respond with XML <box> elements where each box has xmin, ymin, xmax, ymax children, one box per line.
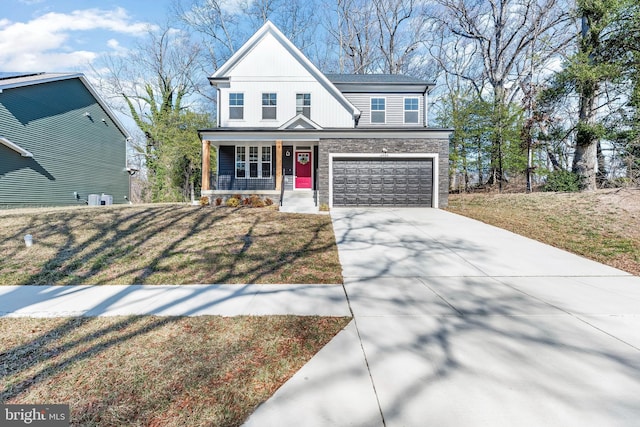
<box><xmin>295</xmin><ymin>151</ymin><xmax>312</xmax><ymax>189</ymax></box>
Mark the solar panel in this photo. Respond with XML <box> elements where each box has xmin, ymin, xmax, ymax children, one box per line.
<box><xmin>0</xmin><ymin>72</ymin><xmax>42</xmax><ymax>80</ymax></box>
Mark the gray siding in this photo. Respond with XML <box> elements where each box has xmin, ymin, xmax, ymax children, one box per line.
<box><xmin>343</xmin><ymin>93</ymin><xmax>424</xmax><ymax>127</ymax></box>
<box><xmin>0</xmin><ymin>78</ymin><xmax>128</xmax><ymax>207</ymax></box>
<box><xmin>318</xmin><ymin>137</ymin><xmax>449</xmax><ymax>208</ymax></box>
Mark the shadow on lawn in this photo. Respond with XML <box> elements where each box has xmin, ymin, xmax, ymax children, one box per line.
<box><xmin>1</xmin><ymin>205</ymin><xmax>340</xmax><ymax>286</ymax></box>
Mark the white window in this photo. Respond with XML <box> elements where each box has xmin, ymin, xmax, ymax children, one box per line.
<box><xmin>236</xmin><ymin>146</ymin><xmax>272</xmax><ymax>178</ymax></box>
<box><xmin>229</xmin><ymin>93</ymin><xmax>244</xmax><ymax>119</ymax></box>
<box><xmin>236</xmin><ymin>146</ymin><xmax>246</xmax><ymax>178</ymax></box>
<box><xmin>261</xmin><ymin>146</ymin><xmax>272</xmax><ymax>178</ymax></box>
<box><xmin>296</xmin><ymin>93</ymin><xmax>311</xmax><ymax>118</ymax></box>
<box><xmin>262</xmin><ymin>93</ymin><xmax>277</xmax><ymax>120</ymax></box>
<box><xmin>371</xmin><ymin>98</ymin><xmax>386</xmax><ymax>123</ymax></box>
<box><xmin>404</xmin><ymin>97</ymin><xmax>419</xmax><ymax>124</ymax></box>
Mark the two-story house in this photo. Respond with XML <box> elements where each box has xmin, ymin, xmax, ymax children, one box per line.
<box><xmin>199</xmin><ymin>21</ymin><xmax>450</xmax><ymax>209</ymax></box>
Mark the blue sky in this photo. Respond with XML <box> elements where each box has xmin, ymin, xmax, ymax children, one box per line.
<box><xmin>1</xmin><ymin>0</ymin><xmax>172</xmax><ymax>72</ymax></box>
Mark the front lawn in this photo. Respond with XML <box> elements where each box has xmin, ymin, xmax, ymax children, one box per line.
<box><xmin>1</xmin><ymin>315</ymin><xmax>350</xmax><ymax>426</ymax></box>
<box><xmin>0</xmin><ymin>205</ymin><xmax>343</xmax><ymax>285</ymax></box>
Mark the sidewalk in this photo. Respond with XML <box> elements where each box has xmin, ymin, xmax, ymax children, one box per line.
<box><xmin>0</xmin><ymin>284</ymin><xmax>350</xmax><ymax>317</ymax></box>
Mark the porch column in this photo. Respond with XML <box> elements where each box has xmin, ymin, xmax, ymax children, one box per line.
<box><xmin>275</xmin><ymin>140</ymin><xmax>283</xmax><ymax>191</ymax></box>
<box><xmin>202</xmin><ymin>140</ymin><xmax>210</xmax><ymax>192</ymax></box>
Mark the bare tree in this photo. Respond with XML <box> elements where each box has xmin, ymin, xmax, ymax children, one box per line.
<box><xmin>374</xmin><ymin>0</ymin><xmax>424</xmax><ymax>74</ymax></box>
<box><xmin>433</xmin><ymin>0</ymin><xmax>573</xmax><ymax>187</ymax></box>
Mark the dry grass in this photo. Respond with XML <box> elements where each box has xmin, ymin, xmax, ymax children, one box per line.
<box><xmin>447</xmin><ymin>188</ymin><xmax>640</xmax><ymax>275</ymax></box>
<box><xmin>0</xmin><ymin>205</ymin><xmax>343</xmax><ymax>285</ymax></box>
<box><xmin>1</xmin><ymin>315</ymin><xmax>351</xmax><ymax>426</ymax></box>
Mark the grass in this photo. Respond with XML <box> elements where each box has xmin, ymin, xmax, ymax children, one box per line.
<box><xmin>1</xmin><ymin>315</ymin><xmax>351</xmax><ymax>426</ymax></box>
<box><xmin>447</xmin><ymin>189</ymin><xmax>640</xmax><ymax>275</ymax></box>
<box><xmin>0</xmin><ymin>204</ymin><xmax>343</xmax><ymax>285</ymax></box>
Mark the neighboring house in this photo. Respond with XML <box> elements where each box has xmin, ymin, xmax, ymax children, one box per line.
<box><xmin>199</xmin><ymin>21</ymin><xmax>450</xmax><ymax>208</ymax></box>
<box><xmin>0</xmin><ymin>72</ymin><xmax>130</xmax><ymax>207</ymax></box>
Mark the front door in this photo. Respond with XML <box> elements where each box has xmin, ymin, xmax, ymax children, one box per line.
<box><xmin>295</xmin><ymin>151</ymin><xmax>312</xmax><ymax>189</ymax></box>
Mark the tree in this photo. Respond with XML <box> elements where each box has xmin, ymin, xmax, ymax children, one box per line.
<box><xmin>95</xmin><ymin>24</ymin><xmax>215</xmax><ymax>202</ymax></box>
<box><xmin>432</xmin><ymin>0</ymin><xmax>572</xmax><ymax>189</ymax></box>
<box><xmin>542</xmin><ymin>0</ymin><xmax>640</xmax><ymax>189</ymax></box>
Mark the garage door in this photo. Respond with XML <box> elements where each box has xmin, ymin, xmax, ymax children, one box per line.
<box><xmin>332</xmin><ymin>157</ymin><xmax>433</xmax><ymax>207</ymax></box>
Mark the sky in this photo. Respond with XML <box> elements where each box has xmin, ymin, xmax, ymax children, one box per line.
<box><xmin>0</xmin><ymin>0</ymin><xmax>173</xmax><ymax>73</ymax></box>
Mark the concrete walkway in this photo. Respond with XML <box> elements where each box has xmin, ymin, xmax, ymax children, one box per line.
<box><xmin>245</xmin><ymin>208</ymin><xmax>640</xmax><ymax>427</ymax></box>
<box><xmin>3</xmin><ymin>208</ymin><xmax>640</xmax><ymax>426</ymax></box>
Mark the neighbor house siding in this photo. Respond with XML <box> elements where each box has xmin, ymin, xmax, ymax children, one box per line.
<box><xmin>318</xmin><ymin>137</ymin><xmax>448</xmax><ymax>208</ymax></box>
<box><xmin>342</xmin><ymin>93</ymin><xmax>424</xmax><ymax>127</ymax></box>
<box><xmin>0</xmin><ymin>78</ymin><xmax>128</xmax><ymax>207</ymax></box>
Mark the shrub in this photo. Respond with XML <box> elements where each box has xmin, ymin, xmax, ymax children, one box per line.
<box><xmin>226</xmin><ymin>197</ymin><xmax>240</xmax><ymax>207</ymax></box>
<box><xmin>543</xmin><ymin>170</ymin><xmax>582</xmax><ymax>192</ymax></box>
<box><xmin>232</xmin><ymin>194</ymin><xmax>242</xmax><ymax>200</ymax></box>
<box><xmin>243</xmin><ymin>197</ymin><xmax>251</xmax><ymax>206</ymax></box>
<box><xmin>264</xmin><ymin>198</ymin><xmax>274</xmax><ymax>206</ymax></box>
<box><xmin>215</xmin><ymin>197</ymin><xmax>223</xmax><ymax>206</ymax></box>
<box><xmin>319</xmin><ymin>203</ymin><xmax>330</xmax><ymax>212</ymax></box>
<box><xmin>199</xmin><ymin>196</ymin><xmax>210</xmax><ymax>206</ymax></box>
<box><xmin>252</xmin><ymin>198</ymin><xmax>266</xmax><ymax>208</ymax></box>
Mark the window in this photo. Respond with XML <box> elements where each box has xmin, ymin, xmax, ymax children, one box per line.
<box><xmin>261</xmin><ymin>146</ymin><xmax>272</xmax><ymax>178</ymax></box>
<box><xmin>229</xmin><ymin>93</ymin><xmax>244</xmax><ymax>119</ymax></box>
<box><xmin>235</xmin><ymin>146</ymin><xmax>272</xmax><ymax>178</ymax></box>
<box><xmin>236</xmin><ymin>146</ymin><xmax>246</xmax><ymax>178</ymax></box>
<box><xmin>371</xmin><ymin>98</ymin><xmax>386</xmax><ymax>123</ymax></box>
<box><xmin>296</xmin><ymin>93</ymin><xmax>311</xmax><ymax>118</ymax></box>
<box><xmin>404</xmin><ymin>97</ymin><xmax>419</xmax><ymax>124</ymax></box>
<box><xmin>262</xmin><ymin>93</ymin><xmax>277</xmax><ymax>120</ymax></box>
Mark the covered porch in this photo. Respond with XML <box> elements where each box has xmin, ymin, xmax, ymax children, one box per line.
<box><xmin>200</xmin><ymin>137</ymin><xmax>319</xmax><ymax>199</ymax></box>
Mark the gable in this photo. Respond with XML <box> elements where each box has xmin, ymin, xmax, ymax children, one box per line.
<box><xmin>211</xmin><ymin>21</ymin><xmax>359</xmax><ymax>119</ymax></box>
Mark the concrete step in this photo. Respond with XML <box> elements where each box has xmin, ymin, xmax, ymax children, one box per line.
<box><xmin>280</xmin><ymin>191</ymin><xmax>321</xmax><ymax>214</ymax></box>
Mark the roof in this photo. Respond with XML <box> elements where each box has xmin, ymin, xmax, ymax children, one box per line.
<box><xmin>326</xmin><ymin>74</ymin><xmax>434</xmax><ymax>85</ymax></box>
<box><xmin>326</xmin><ymin>73</ymin><xmax>435</xmax><ymax>94</ymax></box>
<box><xmin>0</xmin><ymin>72</ymin><xmax>130</xmax><ymax>138</ymax></box>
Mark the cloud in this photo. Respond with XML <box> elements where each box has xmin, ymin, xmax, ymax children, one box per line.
<box><xmin>0</xmin><ymin>8</ymin><xmax>153</xmax><ymax>71</ymax></box>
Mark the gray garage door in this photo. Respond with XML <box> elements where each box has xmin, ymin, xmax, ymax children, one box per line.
<box><xmin>332</xmin><ymin>157</ymin><xmax>433</xmax><ymax>207</ymax></box>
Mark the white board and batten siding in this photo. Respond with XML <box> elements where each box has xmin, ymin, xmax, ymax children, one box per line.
<box><xmin>344</xmin><ymin>93</ymin><xmax>425</xmax><ymax>127</ymax></box>
<box><xmin>218</xmin><ymin>32</ymin><xmax>354</xmax><ymax>128</ymax></box>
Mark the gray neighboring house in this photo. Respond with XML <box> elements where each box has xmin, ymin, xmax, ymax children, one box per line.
<box><xmin>200</xmin><ymin>21</ymin><xmax>451</xmax><ymax>208</ymax></box>
<box><xmin>0</xmin><ymin>72</ymin><xmax>130</xmax><ymax>207</ymax></box>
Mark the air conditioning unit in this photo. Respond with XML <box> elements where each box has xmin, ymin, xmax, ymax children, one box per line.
<box><xmin>100</xmin><ymin>194</ymin><xmax>113</xmax><ymax>206</ymax></box>
<box><xmin>88</xmin><ymin>194</ymin><xmax>101</xmax><ymax>206</ymax></box>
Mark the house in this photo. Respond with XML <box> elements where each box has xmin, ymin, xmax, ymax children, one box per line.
<box><xmin>199</xmin><ymin>21</ymin><xmax>450</xmax><ymax>208</ymax></box>
<box><xmin>0</xmin><ymin>72</ymin><xmax>130</xmax><ymax>207</ymax></box>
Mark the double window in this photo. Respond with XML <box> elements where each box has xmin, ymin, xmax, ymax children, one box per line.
<box><xmin>236</xmin><ymin>146</ymin><xmax>272</xmax><ymax>178</ymax></box>
<box><xmin>404</xmin><ymin>97</ymin><xmax>419</xmax><ymax>124</ymax></box>
<box><xmin>262</xmin><ymin>93</ymin><xmax>277</xmax><ymax>120</ymax></box>
<box><xmin>229</xmin><ymin>93</ymin><xmax>244</xmax><ymax>119</ymax></box>
<box><xmin>296</xmin><ymin>93</ymin><xmax>311</xmax><ymax>118</ymax></box>
<box><xmin>371</xmin><ymin>98</ymin><xmax>386</xmax><ymax>123</ymax></box>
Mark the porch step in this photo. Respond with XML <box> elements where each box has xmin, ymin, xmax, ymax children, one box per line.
<box><xmin>280</xmin><ymin>191</ymin><xmax>321</xmax><ymax>214</ymax></box>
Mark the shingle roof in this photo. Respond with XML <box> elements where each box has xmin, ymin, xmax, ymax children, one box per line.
<box><xmin>325</xmin><ymin>73</ymin><xmax>434</xmax><ymax>85</ymax></box>
<box><xmin>0</xmin><ymin>72</ymin><xmax>79</xmax><ymax>89</ymax></box>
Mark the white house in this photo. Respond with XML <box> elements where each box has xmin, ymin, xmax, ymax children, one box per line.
<box><xmin>200</xmin><ymin>21</ymin><xmax>450</xmax><ymax>208</ymax></box>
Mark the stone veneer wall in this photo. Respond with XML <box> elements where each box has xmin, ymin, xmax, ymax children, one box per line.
<box><xmin>318</xmin><ymin>137</ymin><xmax>449</xmax><ymax>208</ymax></box>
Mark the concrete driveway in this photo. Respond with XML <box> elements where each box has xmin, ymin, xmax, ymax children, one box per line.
<box><xmin>246</xmin><ymin>208</ymin><xmax>640</xmax><ymax>427</ymax></box>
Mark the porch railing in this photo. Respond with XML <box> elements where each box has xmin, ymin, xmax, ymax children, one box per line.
<box><xmin>280</xmin><ymin>169</ymin><xmax>285</xmax><ymax>206</ymax></box>
<box><xmin>209</xmin><ymin>173</ymin><xmax>276</xmax><ymax>191</ymax></box>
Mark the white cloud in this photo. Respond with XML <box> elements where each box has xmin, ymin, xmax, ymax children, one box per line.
<box><xmin>0</xmin><ymin>8</ymin><xmax>153</xmax><ymax>71</ymax></box>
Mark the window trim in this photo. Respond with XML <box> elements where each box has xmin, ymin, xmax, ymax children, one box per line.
<box><xmin>235</xmin><ymin>145</ymin><xmax>272</xmax><ymax>179</ymax></box>
<box><xmin>370</xmin><ymin>97</ymin><xmax>386</xmax><ymax>124</ymax></box>
<box><xmin>296</xmin><ymin>93</ymin><xmax>311</xmax><ymax>118</ymax></box>
<box><xmin>229</xmin><ymin>92</ymin><xmax>244</xmax><ymax>120</ymax></box>
<box><xmin>262</xmin><ymin>92</ymin><xmax>277</xmax><ymax>120</ymax></box>
<box><xmin>403</xmin><ymin>96</ymin><xmax>420</xmax><ymax>124</ymax></box>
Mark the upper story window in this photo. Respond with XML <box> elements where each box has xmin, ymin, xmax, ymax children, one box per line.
<box><xmin>262</xmin><ymin>93</ymin><xmax>277</xmax><ymax>120</ymax></box>
<box><xmin>229</xmin><ymin>93</ymin><xmax>244</xmax><ymax>119</ymax></box>
<box><xmin>404</xmin><ymin>97</ymin><xmax>419</xmax><ymax>124</ymax></box>
<box><xmin>296</xmin><ymin>93</ymin><xmax>311</xmax><ymax>118</ymax></box>
<box><xmin>371</xmin><ymin>98</ymin><xmax>386</xmax><ymax>124</ymax></box>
